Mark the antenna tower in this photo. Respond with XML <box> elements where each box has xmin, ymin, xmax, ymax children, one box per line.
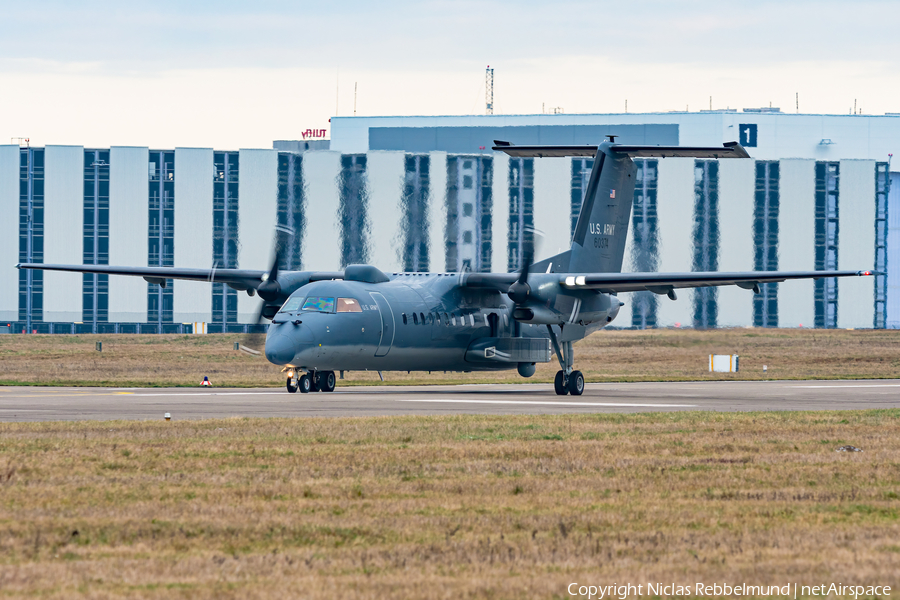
<box><xmin>485</xmin><ymin>66</ymin><xmax>494</xmax><ymax>115</ymax></box>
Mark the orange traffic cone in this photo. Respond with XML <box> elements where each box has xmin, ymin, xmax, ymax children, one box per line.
<box><xmin>200</xmin><ymin>376</ymin><xmax>212</xmax><ymax>387</ymax></box>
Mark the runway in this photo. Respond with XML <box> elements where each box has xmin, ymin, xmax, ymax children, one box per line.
<box><xmin>1</xmin><ymin>379</ymin><xmax>899</xmax><ymax>421</ymax></box>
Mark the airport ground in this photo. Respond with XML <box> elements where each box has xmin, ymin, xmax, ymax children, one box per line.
<box><xmin>0</xmin><ymin>328</ymin><xmax>899</xmax><ymax>388</ymax></box>
<box><xmin>0</xmin><ymin>410</ymin><xmax>898</xmax><ymax>599</ymax></box>
<box><xmin>1</xmin><ymin>329</ymin><xmax>899</xmax><ymax>598</ymax></box>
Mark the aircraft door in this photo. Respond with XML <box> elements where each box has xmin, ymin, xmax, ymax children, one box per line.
<box><xmin>487</xmin><ymin>312</ymin><xmax>500</xmax><ymax>337</ymax></box>
<box><xmin>369</xmin><ymin>291</ymin><xmax>394</xmax><ymax>357</ymax></box>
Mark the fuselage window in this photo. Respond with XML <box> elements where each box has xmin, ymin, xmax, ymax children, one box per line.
<box><xmin>419</xmin><ymin>312</ymin><xmax>425</xmax><ymax>325</ymax></box>
<box><xmin>336</xmin><ymin>298</ymin><xmax>363</xmax><ymax>313</ymax></box>
<box><xmin>402</xmin><ymin>313</ymin><xmax>408</xmax><ymax>325</ymax></box>
<box><xmin>413</xmin><ymin>313</ymin><xmax>419</xmax><ymax>325</ymax></box>
<box><xmin>469</xmin><ymin>314</ymin><xmax>475</xmax><ymax>327</ymax></box>
<box><xmin>301</xmin><ymin>297</ymin><xmax>335</xmax><ymax>313</ymax></box>
<box><xmin>450</xmin><ymin>313</ymin><xmax>456</xmax><ymax>326</ymax></box>
<box><xmin>279</xmin><ymin>296</ymin><xmax>304</xmax><ymax>313</ymax></box>
<box><xmin>444</xmin><ymin>312</ymin><xmax>449</xmax><ymax>325</ymax></box>
<box><xmin>427</xmin><ymin>313</ymin><xmax>434</xmax><ymax>325</ymax></box>
<box><xmin>435</xmin><ymin>313</ymin><xmax>441</xmax><ymax>325</ymax></box>
<box><xmin>460</xmin><ymin>314</ymin><xmax>467</xmax><ymax>327</ymax></box>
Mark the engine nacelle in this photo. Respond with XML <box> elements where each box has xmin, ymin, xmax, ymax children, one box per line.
<box><xmin>512</xmin><ymin>305</ymin><xmax>564</xmax><ymax>324</ymax></box>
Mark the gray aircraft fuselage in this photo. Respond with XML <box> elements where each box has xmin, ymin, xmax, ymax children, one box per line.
<box><xmin>264</xmin><ymin>273</ymin><xmax>618</xmax><ymax>372</ymax></box>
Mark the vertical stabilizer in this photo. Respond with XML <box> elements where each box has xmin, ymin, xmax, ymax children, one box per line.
<box><xmin>492</xmin><ymin>139</ymin><xmax>749</xmax><ymax>275</ymax></box>
<box><xmin>567</xmin><ymin>142</ymin><xmax>636</xmax><ymax>273</ymax></box>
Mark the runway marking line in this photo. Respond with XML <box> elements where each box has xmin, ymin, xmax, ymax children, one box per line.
<box><xmin>791</xmin><ymin>384</ymin><xmax>900</xmax><ymax>389</ymax></box>
<box><xmin>396</xmin><ymin>399</ymin><xmax>697</xmax><ymax>408</ymax></box>
<box><xmin>127</xmin><ymin>392</ymin><xmax>287</xmax><ymax>397</ymax></box>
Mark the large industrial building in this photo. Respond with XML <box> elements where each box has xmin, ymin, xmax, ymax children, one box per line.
<box><xmin>2</xmin><ymin>110</ymin><xmax>899</xmax><ymax>333</ymax></box>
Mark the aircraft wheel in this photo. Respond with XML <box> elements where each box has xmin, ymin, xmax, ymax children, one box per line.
<box><xmin>309</xmin><ymin>372</ymin><xmax>320</xmax><ymax>392</ymax></box>
<box><xmin>298</xmin><ymin>374</ymin><xmax>312</xmax><ymax>393</ymax></box>
<box><xmin>568</xmin><ymin>370</ymin><xmax>585</xmax><ymax>396</ymax></box>
<box><xmin>319</xmin><ymin>371</ymin><xmax>336</xmax><ymax>392</ymax></box>
<box><xmin>554</xmin><ymin>371</ymin><xmax>568</xmax><ymax>395</ymax></box>
<box><xmin>286</xmin><ymin>377</ymin><xmax>298</xmax><ymax>393</ymax></box>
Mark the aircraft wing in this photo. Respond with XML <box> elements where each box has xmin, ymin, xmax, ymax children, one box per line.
<box><xmin>16</xmin><ymin>263</ymin><xmax>343</xmax><ymax>291</ymax></box>
<box><xmin>558</xmin><ymin>270</ymin><xmax>872</xmax><ymax>293</ymax></box>
<box><xmin>492</xmin><ymin>140</ymin><xmax>750</xmax><ymax>159</ymax></box>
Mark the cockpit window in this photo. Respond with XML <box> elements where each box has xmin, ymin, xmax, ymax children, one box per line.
<box><xmin>301</xmin><ymin>297</ymin><xmax>335</xmax><ymax>313</ymax></box>
<box><xmin>336</xmin><ymin>298</ymin><xmax>362</xmax><ymax>313</ymax></box>
<box><xmin>279</xmin><ymin>296</ymin><xmax>304</xmax><ymax>313</ymax></box>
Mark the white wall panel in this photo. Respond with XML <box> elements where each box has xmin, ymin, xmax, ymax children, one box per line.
<box><xmin>174</xmin><ymin>148</ymin><xmax>214</xmax><ymax>323</ymax></box>
<box><xmin>365</xmin><ymin>151</ymin><xmax>404</xmax><ymax>274</ymax></box>
<box><xmin>533</xmin><ymin>157</ymin><xmax>571</xmax><ymax>263</ymax></box>
<box><xmin>0</xmin><ymin>146</ymin><xmax>19</xmax><ymax>321</ymax></box>
<box><xmin>618</xmin><ymin>208</ymin><xmax>635</xmax><ymax>327</ymax></box>
<box><xmin>778</xmin><ymin>159</ymin><xmax>816</xmax><ymax>328</ymax></box>
<box><xmin>43</xmin><ymin>146</ymin><xmax>83</xmax><ymax>322</ymax></box>
<box><xmin>716</xmin><ymin>159</ymin><xmax>755</xmax><ymax>327</ymax></box>
<box><xmin>237</xmin><ymin>149</ymin><xmax>278</xmax><ymax>322</ymax></box>
<box><xmin>108</xmin><ymin>147</ymin><xmax>149</xmax><ymax>322</ymax></box>
<box><xmin>302</xmin><ymin>151</ymin><xmax>342</xmax><ymax>271</ymax></box>
<box><xmin>838</xmin><ymin>159</ymin><xmax>875</xmax><ymax>328</ymax></box>
<box><xmin>490</xmin><ymin>152</ymin><xmax>509</xmax><ymax>273</ymax></box>
<box><xmin>427</xmin><ymin>152</ymin><xmax>446</xmax><ymax>272</ymax></box>
<box><xmin>887</xmin><ymin>173</ymin><xmax>900</xmax><ymax>329</ymax></box>
<box><xmin>655</xmin><ymin>158</ymin><xmax>695</xmax><ymax>327</ymax></box>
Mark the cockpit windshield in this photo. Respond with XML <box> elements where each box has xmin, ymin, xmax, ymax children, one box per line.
<box><xmin>301</xmin><ymin>297</ymin><xmax>335</xmax><ymax>313</ymax></box>
<box><xmin>279</xmin><ymin>296</ymin><xmax>304</xmax><ymax>313</ymax></box>
<box><xmin>279</xmin><ymin>296</ymin><xmax>358</xmax><ymax>314</ymax></box>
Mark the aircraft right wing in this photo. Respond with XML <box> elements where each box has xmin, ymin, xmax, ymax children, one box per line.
<box><xmin>16</xmin><ymin>263</ymin><xmax>344</xmax><ymax>292</ymax></box>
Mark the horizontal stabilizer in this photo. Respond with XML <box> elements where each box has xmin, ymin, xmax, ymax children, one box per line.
<box><xmin>492</xmin><ymin>141</ymin><xmax>598</xmax><ymax>157</ymax></box>
<box><xmin>492</xmin><ymin>141</ymin><xmax>750</xmax><ymax>159</ymax></box>
<box><xmin>612</xmin><ymin>141</ymin><xmax>751</xmax><ymax>159</ymax></box>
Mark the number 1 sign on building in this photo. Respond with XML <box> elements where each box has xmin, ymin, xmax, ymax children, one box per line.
<box><xmin>738</xmin><ymin>123</ymin><xmax>758</xmax><ymax>147</ymax></box>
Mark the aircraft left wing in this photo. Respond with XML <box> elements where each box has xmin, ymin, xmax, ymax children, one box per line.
<box><xmin>463</xmin><ymin>269</ymin><xmax>872</xmax><ymax>294</ymax></box>
<box><xmin>558</xmin><ymin>270</ymin><xmax>872</xmax><ymax>294</ymax></box>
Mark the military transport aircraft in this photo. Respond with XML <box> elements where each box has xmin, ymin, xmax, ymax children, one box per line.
<box><xmin>18</xmin><ymin>138</ymin><xmax>871</xmax><ymax>395</ymax></box>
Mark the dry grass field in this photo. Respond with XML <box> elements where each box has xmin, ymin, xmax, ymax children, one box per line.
<box><xmin>0</xmin><ymin>411</ymin><xmax>898</xmax><ymax>598</ymax></box>
<box><xmin>0</xmin><ymin>328</ymin><xmax>899</xmax><ymax>387</ymax></box>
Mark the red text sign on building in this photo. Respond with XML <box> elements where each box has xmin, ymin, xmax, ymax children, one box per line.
<box><xmin>301</xmin><ymin>129</ymin><xmax>327</xmax><ymax>139</ymax></box>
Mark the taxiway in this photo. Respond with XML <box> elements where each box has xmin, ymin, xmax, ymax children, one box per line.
<box><xmin>1</xmin><ymin>379</ymin><xmax>899</xmax><ymax>421</ymax></box>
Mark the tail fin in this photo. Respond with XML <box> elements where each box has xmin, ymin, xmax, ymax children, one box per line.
<box><xmin>568</xmin><ymin>144</ymin><xmax>636</xmax><ymax>273</ymax></box>
<box><xmin>492</xmin><ymin>140</ymin><xmax>750</xmax><ymax>275</ymax></box>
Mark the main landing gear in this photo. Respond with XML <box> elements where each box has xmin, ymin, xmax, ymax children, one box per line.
<box><xmin>547</xmin><ymin>325</ymin><xmax>584</xmax><ymax>396</ymax></box>
<box><xmin>286</xmin><ymin>370</ymin><xmax>336</xmax><ymax>394</ymax></box>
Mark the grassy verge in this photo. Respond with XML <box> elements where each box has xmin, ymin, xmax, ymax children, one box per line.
<box><xmin>0</xmin><ymin>411</ymin><xmax>898</xmax><ymax>598</ymax></box>
<box><xmin>0</xmin><ymin>328</ymin><xmax>899</xmax><ymax>387</ymax></box>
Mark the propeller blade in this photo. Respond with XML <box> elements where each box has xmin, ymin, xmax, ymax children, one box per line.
<box><xmin>257</xmin><ymin>225</ymin><xmax>294</xmax><ymax>302</ymax></box>
<box><xmin>241</xmin><ymin>224</ymin><xmax>294</xmax><ymax>352</ymax></box>
<box><xmin>508</xmin><ymin>225</ymin><xmax>545</xmax><ymax>309</ymax></box>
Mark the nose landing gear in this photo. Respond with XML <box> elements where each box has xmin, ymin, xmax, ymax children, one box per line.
<box><xmin>284</xmin><ymin>369</ymin><xmax>336</xmax><ymax>393</ymax></box>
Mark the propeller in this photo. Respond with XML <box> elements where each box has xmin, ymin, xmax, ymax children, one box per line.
<box><xmin>507</xmin><ymin>226</ymin><xmax>544</xmax><ymax>310</ymax></box>
<box><xmin>240</xmin><ymin>225</ymin><xmax>294</xmax><ymax>354</ymax></box>
<box><xmin>507</xmin><ymin>245</ymin><xmax>534</xmax><ymax>305</ymax></box>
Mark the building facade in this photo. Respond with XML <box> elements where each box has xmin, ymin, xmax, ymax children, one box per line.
<box><xmin>2</xmin><ymin>110</ymin><xmax>899</xmax><ymax>332</ymax></box>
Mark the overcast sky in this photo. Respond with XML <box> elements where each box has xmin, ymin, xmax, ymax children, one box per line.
<box><xmin>1</xmin><ymin>0</ymin><xmax>898</xmax><ymax>148</ymax></box>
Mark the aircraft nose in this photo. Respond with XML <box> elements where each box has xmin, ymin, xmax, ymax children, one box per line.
<box><xmin>265</xmin><ymin>331</ymin><xmax>296</xmax><ymax>365</ymax></box>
